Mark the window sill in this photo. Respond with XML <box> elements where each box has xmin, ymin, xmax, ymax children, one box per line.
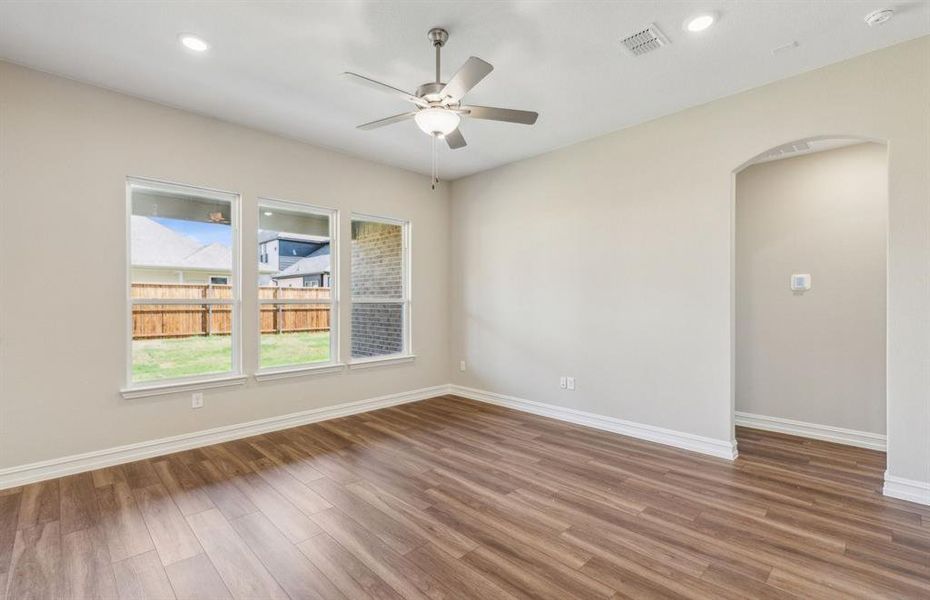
<box><xmin>254</xmin><ymin>363</ymin><xmax>346</xmax><ymax>382</ymax></box>
<box><xmin>348</xmin><ymin>354</ymin><xmax>416</xmax><ymax>370</ymax></box>
<box><xmin>121</xmin><ymin>374</ymin><xmax>248</xmax><ymax>399</ymax></box>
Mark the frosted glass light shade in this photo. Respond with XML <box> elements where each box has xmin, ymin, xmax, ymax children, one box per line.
<box><xmin>414</xmin><ymin>108</ymin><xmax>461</xmax><ymax>136</ymax></box>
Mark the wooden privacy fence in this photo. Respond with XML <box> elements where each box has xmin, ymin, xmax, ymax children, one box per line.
<box><xmin>132</xmin><ymin>283</ymin><xmax>330</xmax><ymax>339</ymax></box>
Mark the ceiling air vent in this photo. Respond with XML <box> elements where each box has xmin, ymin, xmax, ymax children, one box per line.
<box><xmin>620</xmin><ymin>24</ymin><xmax>670</xmax><ymax>56</ymax></box>
<box><xmin>759</xmin><ymin>140</ymin><xmax>812</xmax><ymax>161</ymax></box>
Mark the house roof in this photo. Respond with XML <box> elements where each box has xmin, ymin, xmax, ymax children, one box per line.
<box><xmin>274</xmin><ymin>245</ymin><xmax>331</xmax><ymax>279</ymax></box>
<box><xmin>132</xmin><ymin>216</ymin><xmax>276</xmax><ymax>273</ymax></box>
<box><xmin>131</xmin><ymin>215</ymin><xmax>203</xmax><ymax>266</ymax></box>
<box><xmin>183</xmin><ymin>243</ymin><xmax>231</xmax><ymax>269</ymax></box>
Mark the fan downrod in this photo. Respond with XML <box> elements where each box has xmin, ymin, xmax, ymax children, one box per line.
<box><xmin>428</xmin><ymin>28</ymin><xmax>448</xmax><ymax>84</ymax></box>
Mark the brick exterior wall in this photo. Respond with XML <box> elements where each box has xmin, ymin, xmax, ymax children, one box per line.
<box><xmin>351</xmin><ymin>221</ymin><xmax>404</xmax><ymax>358</ymax></box>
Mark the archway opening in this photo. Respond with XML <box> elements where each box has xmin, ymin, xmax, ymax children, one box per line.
<box><xmin>732</xmin><ymin>136</ymin><xmax>889</xmax><ymax>457</ymax></box>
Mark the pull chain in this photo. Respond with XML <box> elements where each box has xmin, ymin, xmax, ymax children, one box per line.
<box><xmin>431</xmin><ymin>134</ymin><xmax>439</xmax><ymax>190</ymax></box>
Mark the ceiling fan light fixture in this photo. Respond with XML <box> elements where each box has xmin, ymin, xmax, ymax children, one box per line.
<box><xmin>414</xmin><ymin>108</ymin><xmax>460</xmax><ymax>136</ymax></box>
<box><xmin>344</xmin><ymin>27</ymin><xmax>537</xmax><ymax>188</ymax></box>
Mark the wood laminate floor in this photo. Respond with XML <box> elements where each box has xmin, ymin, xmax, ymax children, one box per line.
<box><xmin>2</xmin><ymin>395</ymin><xmax>928</xmax><ymax>599</ymax></box>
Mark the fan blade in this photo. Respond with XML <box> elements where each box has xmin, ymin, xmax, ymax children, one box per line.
<box><xmin>357</xmin><ymin>112</ymin><xmax>416</xmax><ymax>130</ymax></box>
<box><xmin>342</xmin><ymin>72</ymin><xmax>426</xmax><ymax>106</ymax></box>
<box><xmin>445</xmin><ymin>128</ymin><xmax>467</xmax><ymax>149</ymax></box>
<box><xmin>441</xmin><ymin>57</ymin><xmax>493</xmax><ymax>101</ymax></box>
<box><xmin>461</xmin><ymin>105</ymin><xmax>538</xmax><ymax>125</ymax></box>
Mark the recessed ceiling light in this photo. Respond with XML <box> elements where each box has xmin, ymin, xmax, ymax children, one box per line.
<box><xmin>263</xmin><ymin>211</ymin><xmax>273</xmax><ymax>216</ymax></box>
<box><xmin>864</xmin><ymin>9</ymin><xmax>894</xmax><ymax>27</ymax></box>
<box><xmin>684</xmin><ymin>13</ymin><xmax>716</xmax><ymax>33</ymax></box>
<box><xmin>179</xmin><ymin>34</ymin><xmax>210</xmax><ymax>53</ymax></box>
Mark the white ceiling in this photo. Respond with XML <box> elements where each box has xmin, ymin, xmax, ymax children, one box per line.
<box><xmin>0</xmin><ymin>1</ymin><xmax>927</xmax><ymax>179</ymax></box>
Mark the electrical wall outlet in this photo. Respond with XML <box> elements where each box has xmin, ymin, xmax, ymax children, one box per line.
<box><xmin>192</xmin><ymin>392</ymin><xmax>204</xmax><ymax>409</ymax></box>
<box><xmin>559</xmin><ymin>376</ymin><xmax>567</xmax><ymax>389</ymax></box>
<box><xmin>566</xmin><ymin>377</ymin><xmax>575</xmax><ymax>391</ymax></box>
<box><xmin>459</xmin><ymin>360</ymin><xmax>467</xmax><ymax>372</ymax></box>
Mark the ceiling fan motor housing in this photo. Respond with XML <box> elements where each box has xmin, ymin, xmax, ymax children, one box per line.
<box><xmin>416</xmin><ymin>82</ymin><xmax>448</xmax><ymax>103</ymax></box>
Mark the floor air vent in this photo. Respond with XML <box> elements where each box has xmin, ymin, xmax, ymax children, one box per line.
<box><xmin>620</xmin><ymin>24</ymin><xmax>670</xmax><ymax>56</ymax></box>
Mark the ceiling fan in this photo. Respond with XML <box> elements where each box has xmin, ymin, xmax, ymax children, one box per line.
<box><xmin>343</xmin><ymin>27</ymin><xmax>538</xmax><ymax>185</ymax></box>
<box><xmin>207</xmin><ymin>211</ymin><xmax>230</xmax><ymax>224</ymax></box>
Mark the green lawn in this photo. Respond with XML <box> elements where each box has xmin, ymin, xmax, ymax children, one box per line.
<box><xmin>260</xmin><ymin>331</ymin><xmax>330</xmax><ymax>369</ymax></box>
<box><xmin>132</xmin><ymin>331</ymin><xmax>330</xmax><ymax>382</ymax></box>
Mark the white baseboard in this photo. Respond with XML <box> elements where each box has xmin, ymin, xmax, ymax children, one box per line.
<box><xmin>18</xmin><ymin>384</ymin><xmax>907</xmax><ymax>491</ymax></box>
<box><xmin>883</xmin><ymin>472</ymin><xmax>930</xmax><ymax>506</ymax></box>
<box><xmin>449</xmin><ymin>385</ymin><xmax>737</xmax><ymax>460</ymax></box>
<box><xmin>735</xmin><ymin>411</ymin><xmax>886</xmax><ymax>451</ymax></box>
<box><xmin>0</xmin><ymin>384</ymin><xmax>451</xmax><ymax>490</ymax></box>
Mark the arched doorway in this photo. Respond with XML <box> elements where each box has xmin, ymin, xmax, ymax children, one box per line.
<box><xmin>731</xmin><ymin>136</ymin><xmax>889</xmax><ymax>456</ymax></box>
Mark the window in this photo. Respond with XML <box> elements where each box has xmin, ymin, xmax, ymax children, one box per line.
<box><xmin>350</xmin><ymin>215</ymin><xmax>410</xmax><ymax>360</ymax></box>
<box><xmin>127</xmin><ymin>178</ymin><xmax>239</xmax><ymax>386</ymax></box>
<box><xmin>258</xmin><ymin>200</ymin><xmax>336</xmax><ymax>371</ymax></box>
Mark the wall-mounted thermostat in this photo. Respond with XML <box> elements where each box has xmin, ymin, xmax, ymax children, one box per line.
<box><xmin>790</xmin><ymin>273</ymin><xmax>811</xmax><ymax>292</ymax></box>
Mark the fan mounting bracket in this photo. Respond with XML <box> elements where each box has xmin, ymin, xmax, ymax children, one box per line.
<box><xmin>428</xmin><ymin>27</ymin><xmax>449</xmax><ymax>47</ymax></box>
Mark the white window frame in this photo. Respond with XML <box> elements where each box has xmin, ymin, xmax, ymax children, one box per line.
<box><xmin>122</xmin><ymin>177</ymin><xmax>244</xmax><ymax>398</ymax></box>
<box><xmin>255</xmin><ymin>198</ymin><xmax>341</xmax><ymax>380</ymax></box>
<box><xmin>349</xmin><ymin>213</ymin><xmax>413</xmax><ymax>367</ymax></box>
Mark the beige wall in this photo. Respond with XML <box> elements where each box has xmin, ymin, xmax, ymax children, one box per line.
<box><xmin>736</xmin><ymin>143</ymin><xmax>887</xmax><ymax>434</ymax></box>
<box><xmin>0</xmin><ymin>61</ymin><xmax>451</xmax><ymax>469</ymax></box>
<box><xmin>450</xmin><ymin>37</ymin><xmax>929</xmax><ymax>485</ymax></box>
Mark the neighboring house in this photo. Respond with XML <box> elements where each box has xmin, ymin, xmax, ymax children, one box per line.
<box><xmin>272</xmin><ymin>245</ymin><xmax>331</xmax><ymax>288</ymax></box>
<box><xmin>131</xmin><ymin>216</ymin><xmax>276</xmax><ymax>284</ymax></box>
<box><xmin>259</xmin><ymin>231</ymin><xmax>329</xmax><ymax>271</ymax></box>
<box><xmin>259</xmin><ymin>231</ymin><xmax>331</xmax><ymax>287</ymax></box>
